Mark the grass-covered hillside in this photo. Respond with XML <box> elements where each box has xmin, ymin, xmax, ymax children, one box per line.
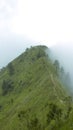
<box><xmin>0</xmin><ymin>45</ymin><xmax>73</xmax><ymax>130</ymax></box>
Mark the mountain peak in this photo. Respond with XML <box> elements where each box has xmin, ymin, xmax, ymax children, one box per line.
<box><xmin>0</xmin><ymin>45</ymin><xmax>72</xmax><ymax>130</ymax></box>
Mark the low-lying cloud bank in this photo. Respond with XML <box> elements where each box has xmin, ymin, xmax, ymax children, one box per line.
<box><xmin>50</xmin><ymin>43</ymin><xmax>73</xmax><ymax>86</ymax></box>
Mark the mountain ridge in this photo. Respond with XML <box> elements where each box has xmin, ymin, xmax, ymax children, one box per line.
<box><xmin>0</xmin><ymin>45</ymin><xmax>73</xmax><ymax>130</ymax></box>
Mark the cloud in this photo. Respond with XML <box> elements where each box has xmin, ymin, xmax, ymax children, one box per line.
<box><xmin>0</xmin><ymin>0</ymin><xmax>16</xmax><ymax>36</ymax></box>
<box><xmin>10</xmin><ymin>0</ymin><xmax>73</xmax><ymax>45</ymax></box>
<box><xmin>0</xmin><ymin>0</ymin><xmax>16</xmax><ymax>19</ymax></box>
<box><xmin>0</xmin><ymin>0</ymin><xmax>73</xmax><ymax>68</ymax></box>
<box><xmin>51</xmin><ymin>43</ymin><xmax>73</xmax><ymax>82</ymax></box>
<box><xmin>0</xmin><ymin>0</ymin><xmax>73</xmax><ymax>47</ymax></box>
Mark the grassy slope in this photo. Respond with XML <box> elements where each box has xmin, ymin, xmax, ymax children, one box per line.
<box><xmin>0</xmin><ymin>45</ymin><xmax>72</xmax><ymax>130</ymax></box>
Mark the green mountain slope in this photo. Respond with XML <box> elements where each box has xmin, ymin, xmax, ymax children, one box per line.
<box><xmin>0</xmin><ymin>45</ymin><xmax>73</xmax><ymax>130</ymax></box>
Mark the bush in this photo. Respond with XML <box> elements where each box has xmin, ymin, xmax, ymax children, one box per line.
<box><xmin>54</xmin><ymin>60</ymin><xmax>60</xmax><ymax>76</ymax></box>
<box><xmin>0</xmin><ymin>105</ymin><xmax>3</xmax><ymax>111</ymax></box>
<box><xmin>7</xmin><ymin>63</ymin><xmax>14</xmax><ymax>75</ymax></box>
<box><xmin>30</xmin><ymin>117</ymin><xmax>42</xmax><ymax>130</ymax></box>
<box><xmin>2</xmin><ymin>80</ymin><xmax>14</xmax><ymax>95</ymax></box>
<box><xmin>47</xmin><ymin>103</ymin><xmax>62</xmax><ymax>124</ymax></box>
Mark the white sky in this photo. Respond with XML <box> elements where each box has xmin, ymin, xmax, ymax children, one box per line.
<box><xmin>11</xmin><ymin>0</ymin><xmax>73</xmax><ymax>45</ymax></box>
<box><xmin>0</xmin><ymin>0</ymin><xmax>73</xmax><ymax>67</ymax></box>
<box><xmin>1</xmin><ymin>0</ymin><xmax>73</xmax><ymax>46</ymax></box>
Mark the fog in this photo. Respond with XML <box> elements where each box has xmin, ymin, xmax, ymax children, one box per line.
<box><xmin>50</xmin><ymin>43</ymin><xmax>73</xmax><ymax>88</ymax></box>
<box><xmin>0</xmin><ymin>33</ymin><xmax>33</xmax><ymax>68</ymax></box>
<box><xmin>0</xmin><ymin>34</ymin><xmax>42</xmax><ymax>68</ymax></box>
<box><xmin>0</xmin><ymin>0</ymin><xmax>73</xmax><ymax>70</ymax></box>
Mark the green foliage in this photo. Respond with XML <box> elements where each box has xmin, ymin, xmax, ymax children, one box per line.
<box><xmin>54</xmin><ymin>60</ymin><xmax>60</xmax><ymax>76</ymax></box>
<box><xmin>0</xmin><ymin>45</ymin><xmax>72</xmax><ymax>130</ymax></box>
<box><xmin>53</xmin><ymin>59</ymin><xmax>72</xmax><ymax>93</ymax></box>
<box><xmin>18</xmin><ymin>110</ymin><xmax>42</xmax><ymax>130</ymax></box>
<box><xmin>0</xmin><ymin>105</ymin><xmax>2</xmax><ymax>111</ymax></box>
<box><xmin>7</xmin><ymin>62</ymin><xmax>14</xmax><ymax>75</ymax></box>
<box><xmin>18</xmin><ymin>110</ymin><xmax>26</xmax><ymax>120</ymax></box>
<box><xmin>2</xmin><ymin>79</ymin><xmax>14</xmax><ymax>95</ymax></box>
<box><xmin>47</xmin><ymin>103</ymin><xmax>62</xmax><ymax>123</ymax></box>
<box><xmin>30</xmin><ymin>117</ymin><xmax>42</xmax><ymax>130</ymax></box>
